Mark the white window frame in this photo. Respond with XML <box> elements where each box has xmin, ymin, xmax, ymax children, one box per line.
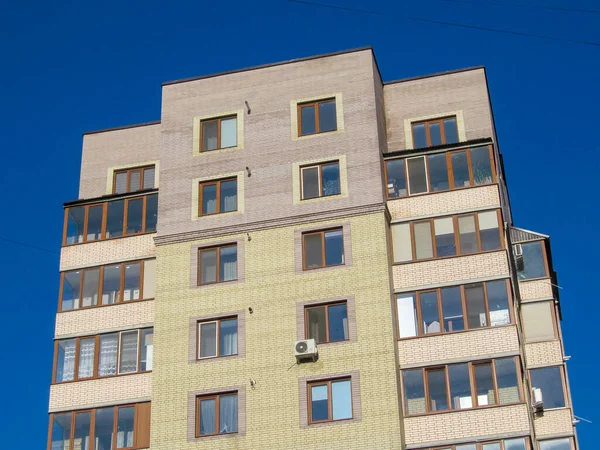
<box><xmin>197</xmin><ymin>320</ymin><xmax>218</xmax><ymax>359</ymax></box>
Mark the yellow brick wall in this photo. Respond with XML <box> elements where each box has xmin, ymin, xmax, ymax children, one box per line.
<box><xmin>533</xmin><ymin>408</ymin><xmax>574</xmax><ymax>437</ymax></box>
<box><xmin>519</xmin><ymin>279</ymin><xmax>553</xmax><ymax>301</ymax></box>
<box><xmin>525</xmin><ymin>341</ymin><xmax>563</xmax><ymax>367</ymax></box>
<box><xmin>150</xmin><ymin>212</ymin><xmax>403</xmax><ymax>449</ymax></box>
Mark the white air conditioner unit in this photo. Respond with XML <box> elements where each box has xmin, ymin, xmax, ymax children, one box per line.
<box><xmin>514</xmin><ymin>244</ymin><xmax>523</xmax><ymax>256</ymax></box>
<box><xmin>295</xmin><ymin>339</ymin><xmax>318</xmax><ymax>363</ymax></box>
<box><xmin>532</xmin><ymin>387</ymin><xmax>544</xmax><ymax>413</ymax></box>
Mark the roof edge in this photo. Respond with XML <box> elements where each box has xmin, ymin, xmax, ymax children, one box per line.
<box><xmin>83</xmin><ymin>120</ymin><xmax>161</xmax><ymax>136</ymax></box>
<box><xmin>384</xmin><ymin>66</ymin><xmax>486</xmax><ymax>86</ymax></box>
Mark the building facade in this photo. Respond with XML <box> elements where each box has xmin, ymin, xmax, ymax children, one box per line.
<box><xmin>48</xmin><ymin>47</ymin><xmax>577</xmax><ymax>450</ymax></box>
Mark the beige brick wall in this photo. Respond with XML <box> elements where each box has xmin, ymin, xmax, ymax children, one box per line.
<box><xmin>525</xmin><ymin>341</ymin><xmax>563</xmax><ymax>367</ymax></box>
<box><xmin>60</xmin><ymin>234</ymin><xmax>156</xmax><ymax>270</ymax></box>
<box><xmin>534</xmin><ymin>408</ymin><xmax>574</xmax><ymax>437</ymax></box>
<box><xmin>55</xmin><ymin>300</ymin><xmax>154</xmax><ymax>337</ymax></box>
<box><xmin>519</xmin><ymin>279</ymin><xmax>553</xmax><ymax>301</ymax></box>
<box><xmin>398</xmin><ymin>326</ymin><xmax>519</xmax><ymax>366</ymax></box>
<box><xmin>393</xmin><ymin>251</ymin><xmax>509</xmax><ymax>290</ymax></box>
<box><xmin>403</xmin><ymin>404</ymin><xmax>530</xmax><ymax>446</ymax></box>
<box><xmin>388</xmin><ymin>185</ymin><xmax>500</xmax><ymax>221</ymax></box>
<box><xmin>49</xmin><ymin>372</ymin><xmax>152</xmax><ymax>412</ymax></box>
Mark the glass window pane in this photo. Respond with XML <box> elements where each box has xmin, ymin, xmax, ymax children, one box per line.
<box><xmin>87</xmin><ymin>205</ymin><xmax>103</xmax><ymax>241</ymax></box>
<box><xmin>123</xmin><ymin>263</ymin><xmax>141</xmax><ymax>301</ymax></box>
<box><xmin>403</xmin><ymin>369</ymin><xmax>426</xmax><ymax>414</ymax></box>
<box><xmin>482</xmin><ymin>444</ymin><xmax>501</xmax><ymax>450</ymax></box>
<box><xmin>81</xmin><ymin>268</ymin><xmax>100</xmax><ymax>308</ymax></box>
<box><xmin>311</xmin><ymin>384</ymin><xmax>329</xmax><ymax>421</ymax></box>
<box><xmin>465</xmin><ymin>284</ymin><xmax>487</xmax><ymax>328</ymax></box>
<box><xmin>451</xmin><ymin>151</ymin><xmax>471</xmax><ymax>188</ymax></box>
<box><xmin>115</xmin><ymin>172</ymin><xmax>127</xmax><ymax>194</ymax></box>
<box><xmin>300</xmin><ymin>105</ymin><xmax>316</xmax><ymax>135</ymax></box>
<box><xmin>62</xmin><ymin>271</ymin><xmax>81</xmax><ymax>311</ymax></box>
<box><xmin>145</xmin><ymin>194</ymin><xmax>158</xmax><ymax>233</ymax></box>
<box><xmin>118</xmin><ymin>331</ymin><xmax>139</xmax><ymax>374</ymax></box>
<box><xmin>434</xmin><ymin>217</ymin><xmax>456</xmax><ymax>257</ymax></box>
<box><xmin>328</xmin><ymin>304</ymin><xmax>348</xmax><ymax>342</ymax></box>
<box><xmin>200</xmin><ymin>249</ymin><xmax>217</xmax><ymax>284</ymax></box>
<box><xmin>219</xmin><ymin>245</ymin><xmax>237</xmax><ymax>282</ymax></box>
<box><xmin>220</xmin><ymin>117</ymin><xmax>237</xmax><ymax>148</ymax></box>
<box><xmin>530</xmin><ymin>367</ymin><xmax>565</xmax><ymax>408</ymax></box>
<box><xmin>94</xmin><ymin>407</ymin><xmax>114</xmax><ymax>450</ymax></box>
<box><xmin>539</xmin><ymin>438</ymin><xmax>571</xmax><ymax>450</ymax></box>
<box><xmin>66</xmin><ymin>207</ymin><xmax>85</xmax><ymax>244</ymax></box>
<box><xmin>98</xmin><ymin>334</ymin><xmax>118</xmax><ymax>376</ymax></box>
<box><xmin>413</xmin><ymin>123</ymin><xmax>427</xmax><ymax>148</ymax></box>
<box><xmin>78</xmin><ymin>338</ymin><xmax>95</xmax><ymax>379</ymax></box>
<box><xmin>458</xmin><ymin>215</ymin><xmax>478</xmax><ymax>253</ymax></box>
<box><xmin>474</xmin><ymin>363</ymin><xmax>496</xmax><ymax>406</ymax></box>
<box><xmin>486</xmin><ymin>280</ymin><xmax>510</xmax><ymax>326</ymax></box>
<box><xmin>456</xmin><ymin>445</ymin><xmax>477</xmax><ymax>450</ymax></box>
<box><xmin>143</xmin><ymin>167</ymin><xmax>155</xmax><ymax>189</ymax></box>
<box><xmin>414</xmin><ymin>221</ymin><xmax>434</xmax><ymax>260</ymax></box>
<box><xmin>428</xmin><ymin>153</ymin><xmax>449</xmax><ymax>191</ymax></box>
<box><xmin>504</xmin><ymin>438</ymin><xmax>527</xmax><ymax>450</ymax></box>
<box><xmin>106</xmin><ymin>200</ymin><xmax>124</xmax><ymax>238</ymax></box>
<box><xmin>449</xmin><ymin>363</ymin><xmax>472</xmax><ymax>409</ymax></box>
<box><xmin>517</xmin><ymin>242</ymin><xmax>546</xmax><ymax>280</ymax></box>
<box><xmin>140</xmin><ymin>329</ymin><xmax>153</xmax><ymax>371</ymax></box>
<box><xmin>126</xmin><ymin>198</ymin><xmax>144</xmax><ymax>235</ymax></box>
<box><xmin>220</xmin><ymin>179</ymin><xmax>237</xmax><ymax>213</ymax></box>
<box><xmin>302</xmin><ymin>167</ymin><xmax>320</xmax><ymax>199</ymax></box>
<box><xmin>219</xmin><ymin>319</ymin><xmax>238</xmax><ymax>356</ymax></box>
<box><xmin>304</xmin><ymin>233</ymin><xmax>323</xmax><ymax>269</ymax></box>
<box><xmin>522</xmin><ymin>302</ymin><xmax>555</xmax><ymax>342</ymax></box>
<box><xmin>324</xmin><ymin>230</ymin><xmax>344</xmax><ymax>266</ymax></box>
<box><xmin>219</xmin><ymin>394</ymin><xmax>238</xmax><ymax>433</ymax></box>
<box><xmin>407</xmin><ymin>157</ymin><xmax>428</xmax><ymax>195</ymax></box>
<box><xmin>427</xmin><ymin>369</ymin><xmax>449</xmax><ymax>411</ymax></box>
<box><xmin>429</xmin><ymin>122</ymin><xmax>442</xmax><ymax>146</ymax></box>
<box><xmin>495</xmin><ymin>358</ymin><xmax>520</xmax><ymax>404</ymax></box>
<box><xmin>321</xmin><ymin>163</ymin><xmax>340</xmax><ymax>196</ymax></box>
<box><xmin>199</xmin><ymin>398</ymin><xmax>216</xmax><ymax>435</ymax></box>
<box><xmin>441</xmin><ymin>287</ymin><xmax>464</xmax><ymax>332</ymax></box>
<box><xmin>479</xmin><ymin>211</ymin><xmax>501</xmax><ymax>251</ymax></box>
<box><xmin>332</xmin><ymin>379</ymin><xmax>352</xmax><ymax>420</ymax></box>
<box><xmin>386</xmin><ymin>159</ymin><xmax>407</xmax><ymax>198</ymax></box>
<box><xmin>471</xmin><ymin>146</ymin><xmax>493</xmax><ymax>185</ymax></box>
<box><xmin>129</xmin><ymin>170</ymin><xmax>141</xmax><ymax>192</ymax></box>
<box><xmin>202</xmin><ymin>120</ymin><xmax>218</xmax><ymax>151</ymax></box>
<box><xmin>199</xmin><ymin>322</ymin><xmax>217</xmax><ymax>358</ymax></box>
<box><xmin>307</xmin><ymin>306</ymin><xmax>327</xmax><ymax>344</ymax></box>
<box><xmin>202</xmin><ymin>184</ymin><xmax>217</xmax><ymax>215</ymax></box>
<box><xmin>318</xmin><ymin>100</ymin><xmax>337</xmax><ymax>132</ymax></box>
<box><xmin>392</xmin><ymin>223</ymin><xmax>412</xmax><ymax>263</ymax></box>
<box><xmin>116</xmin><ymin>407</ymin><xmax>134</xmax><ymax>449</ymax></box>
<box><xmin>51</xmin><ymin>413</ymin><xmax>72</xmax><ymax>450</ymax></box>
<box><xmin>74</xmin><ymin>412</ymin><xmax>91</xmax><ymax>450</ymax></box>
<box><xmin>397</xmin><ymin>294</ymin><xmax>418</xmax><ymax>338</ymax></box>
<box><xmin>56</xmin><ymin>339</ymin><xmax>76</xmax><ymax>382</ymax></box>
<box><xmin>102</xmin><ymin>264</ymin><xmax>121</xmax><ymax>305</ymax></box>
<box><xmin>420</xmin><ymin>291</ymin><xmax>441</xmax><ymax>334</ymax></box>
<box><xmin>444</xmin><ymin>118</ymin><xmax>458</xmax><ymax>143</ymax></box>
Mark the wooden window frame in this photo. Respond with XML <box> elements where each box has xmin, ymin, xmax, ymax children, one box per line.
<box><xmin>198</xmin><ymin>177</ymin><xmax>238</xmax><ymax>216</ymax></box>
<box><xmin>63</xmin><ymin>193</ymin><xmax>157</xmax><ymax>246</ymax></box>
<box><xmin>411</xmin><ymin>116</ymin><xmax>458</xmax><ymax>148</ymax></box>
<box><xmin>304</xmin><ymin>301</ymin><xmax>348</xmax><ymax>344</ymax></box>
<box><xmin>197</xmin><ymin>243</ymin><xmax>238</xmax><ymax>286</ymax></box>
<box><xmin>301</xmin><ymin>227</ymin><xmax>345</xmax><ymax>271</ymax></box>
<box><xmin>199</xmin><ymin>115</ymin><xmax>237</xmax><ymax>152</ymax></box>
<box><xmin>538</xmin><ymin>437</ymin><xmax>574</xmax><ymax>450</ymax></box>
<box><xmin>113</xmin><ymin>165</ymin><xmax>155</xmax><ymax>194</ymax></box>
<box><xmin>430</xmin><ymin>437</ymin><xmax>532</xmax><ymax>450</ymax></box>
<box><xmin>52</xmin><ymin>328</ymin><xmax>153</xmax><ymax>384</ymax></box>
<box><xmin>384</xmin><ymin>145</ymin><xmax>496</xmax><ymax>200</ymax></box>
<box><xmin>515</xmin><ymin>240</ymin><xmax>550</xmax><ymax>281</ymax></box>
<box><xmin>297</xmin><ymin>98</ymin><xmax>337</xmax><ymax>136</ymax></box>
<box><xmin>196</xmin><ymin>317</ymin><xmax>238</xmax><ymax>360</ymax></box>
<box><xmin>195</xmin><ymin>391</ymin><xmax>238</xmax><ymax>437</ymax></box>
<box><xmin>307</xmin><ymin>377</ymin><xmax>353</xmax><ymax>424</ymax></box>
<box><xmin>401</xmin><ymin>356</ymin><xmax>523</xmax><ymax>416</ymax></box>
<box><xmin>46</xmin><ymin>402</ymin><xmax>149</xmax><ymax>450</ymax></box>
<box><xmin>58</xmin><ymin>259</ymin><xmax>153</xmax><ymax>313</ymax></box>
<box><xmin>300</xmin><ymin>160</ymin><xmax>341</xmax><ymax>200</ymax></box>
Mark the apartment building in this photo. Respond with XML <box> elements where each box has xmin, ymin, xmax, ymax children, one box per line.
<box><xmin>48</xmin><ymin>47</ymin><xmax>577</xmax><ymax>450</ymax></box>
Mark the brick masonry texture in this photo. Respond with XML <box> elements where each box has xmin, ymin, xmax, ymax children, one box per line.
<box><xmin>525</xmin><ymin>341</ymin><xmax>563</xmax><ymax>367</ymax></box>
<box><xmin>519</xmin><ymin>278</ymin><xmax>554</xmax><ymax>301</ymax></box>
<box><xmin>533</xmin><ymin>408</ymin><xmax>574</xmax><ymax>437</ymax></box>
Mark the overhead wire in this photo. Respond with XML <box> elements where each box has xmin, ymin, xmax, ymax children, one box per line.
<box><xmin>0</xmin><ymin>236</ymin><xmax>59</xmax><ymax>255</ymax></box>
<box><xmin>438</xmin><ymin>0</ymin><xmax>600</xmax><ymax>15</ymax></box>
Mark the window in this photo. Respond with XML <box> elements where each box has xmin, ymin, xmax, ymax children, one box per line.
<box><xmin>308</xmin><ymin>378</ymin><xmax>352</xmax><ymax>423</ymax></box>
<box><xmin>412</xmin><ymin>116</ymin><xmax>459</xmax><ymax>148</ymax></box>
<box><xmin>305</xmin><ymin>302</ymin><xmax>348</xmax><ymax>344</ymax></box>
<box><xmin>197</xmin><ymin>317</ymin><xmax>238</xmax><ymax>359</ymax></box>
<box><xmin>298</xmin><ymin>98</ymin><xmax>337</xmax><ymax>136</ymax></box>
<box><xmin>530</xmin><ymin>366</ymin><xmax>566</xmax><ymax>409</ymax></box>
<box><xmin>385</xmin><ymin>146</ymin><xmax>494</xmax><ymax>199</ymax></box>
<box><xmin>195</xmin><ymin>392</ymin><xmax>238</xmax><ymax>436</ymax></box>
<box><xmin>59</xmin><ymin>259</ymin><xmax>155</xmax><ymax>312</ymax></box>
<box><xmin>401</xmin><ymin>357</ymin><xmax>521</xmax><ymax>415</ymax></box>
<box><xmin>200</xmin><ymin>115</ymin><xmax>237</xmax><ymax>151</ymax></box>
<box><xmin>301</xmin><ymin>161</ymin><xmax>341</xmax><ymax>200</ymax></box>
<box><xmin>515</xmin><ymin>241</ymin><xmax>547</xmax><ymax>280</ymax></box>
<box><xmin>302</xmin><ymin>228</ymin><xmax>344</xmax><ymax>270</ymax></box>
<box><xmin>397</xmin><ymin>280</ymin><xmax>512</xmax><ymax>338</ymax></box>
<box><xmin>521</xmin><ymin>301</ymin><xmax>556</xmax><ymax>342</ymax></box>
<box><xmin>47</xmin><ymin>403</ymin><xmax>151</xmax><ymax>450</ymax></box>
<box><xmin>198</xmin><ymin>178</ymin><xmax>238</xmax><ymax>216</ymax></box>
<box><xmin>391</xmin><ymin>210</ymin><xmax>502</xmax><ymax>263</ymax></box>
<box><xmin>198</xmin><ymin>244</ymin><xmax>237</xmax><ymax>285</ymax></box>
<box><xmin>430</xmin><ymin>438</ymin><xmax>530</xmax><ymax>450</ymax></box>
<box><xmin>53</xmin><ymin>328</ymin><xmax>153</xmax><ymax>383</ymax></box>
<box><xmin>113</xmin><ymin>166</ymin><xmax>155</xmax><ymax>194</ymax></box>
<box><xmin>63</xmin><ymin>194</ymin><xmax>158</xmax><ymax>245</ymax></box>
<box><xmin>539</xmin><ymin>438</ymin><xmax>572</xmax><ymax>450</ymax></box>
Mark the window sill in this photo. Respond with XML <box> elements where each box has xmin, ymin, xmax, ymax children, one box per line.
<box><xmin>295</xmin><ymin>128</ymin><xmax>343</xmax><ymax>141</ymax></box>
<box><xmin>193</xmin><ymin>353</ymin><xmax>241</xmax><ymax>364</ymax></box>
<box><xmin>197</xmin><ymin>278</ymin><xmax>239</xmax><ymax>287</ymax></box>
<box><xmin>300</xmin><ymin>193</ymin><xmax>343</xmax><ymax>204</ymax></box>
<box><xmin>518</xmin><ymin>276</ymin><xmax>551</xmax><ymax>283</ymax></box>
<box><xmin>386</xmin><ymin>182</ymin><xmax>498</xmax><ymax>201</ymax></box>
<box><xmin>195</xmin><ymin>145</ymin><xmax>243</xmax><ymax>157</ymax></box>
<box><xmin>393</xmin><ymin>248</ymin><xmax>506</xmax><ymax>266</ymax></box>
<box><xmin>302</xmin><ymin>263</ymin><xmax>346</xmax><ymax>274</ymax></box>
<box><xmin>398</xmin><ymin>323</ymin><xmax>516</xmax><ymax>341</ymax></box>
<box><xmin>52</xmin><ymin>370</ymin><xmax>151</xmax><ymax>385</ymax></box>
<box><xmin>405</xmin><ymin>401</ymin><xmax>525</xmax><ymax>418</ymax></box>
<box><xmin>58</xmin><ymin>297</ymin><xmax>154</xmax><ymax>314</ymax></box>
<box><xmin>194</xmin><ymin>210</ymin><xmax>241</xmax><ymax>221</ymax></box>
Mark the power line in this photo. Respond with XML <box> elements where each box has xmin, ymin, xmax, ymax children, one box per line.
<box><xmin>439</xmin><ymin>0</ymin><xmax>600</xmax><ymax>15</ymax></box>
<box><xmin>0</xmin><ymin>236</ymin><xmax>59</xmax><ymax>255</ymax></box>
<box><xmin>288</xmin><ymin>0</ymin><xmax>600</xmax><ymax>47</ymax></box>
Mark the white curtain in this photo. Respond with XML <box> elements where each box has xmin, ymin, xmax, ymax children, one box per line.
<box><xmin>342</xmin><ymin>316</ymin><xmax>348</xmax><ymax>340</ymax></box>
<box><xmin>98</xmin><ymin>335</ymin><xmax>118</xmax><ymax>376</ymax></box>
<box><xmin>59</xmin><ymin>340</ymin><xmax>76</xmax><ymax>381</ymax></box>
<box><xmin>204</xmin><ymin>198</ymin><xmax>217</xmax><ymax>214</ymax></box>
<box><xmin>219</xmin><ymin>395</ymin><xmax>238</xmax><ymax>433</ymax></box>
<box><xmin>119</xmin><ymin>332</ymin><xmax>138</xmax><ymax>373</ymax></box>
<box><xmin>78</xmin><ymin>339</ymin><xmax>95</xmax><ymax>378</ymax></box>
<box><xmin>222</xmin><ymin>260</ymin><xmax>237</xmax><ymax>281</ymax></box>
<box><xmin>222</xmin><ymin>193</ymin><xmax>237</xmax><ymax>212</ymax></box>
<box><xmin>200</xmin><ymin>399</ymin><xmax>216</xmax><ymax>434</ymax></box>
<box><xmin>220</xmin><ymin>321</ymin><xmax>237</xmax><ymax>356</ymax></box>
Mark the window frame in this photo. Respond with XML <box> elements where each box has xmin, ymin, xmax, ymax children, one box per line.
<box><xmin>197</xmin><ymin>243</ymin><xmax>238</xmax><ymax>286</ymax></box>
<box><xmin>528</xmin><ymin>365</ymin><xmax>568</xmax><ymax>410</ymax></box>
<box><xmin>196</xmin><ymin>317</ymin><xmax>238</xmax><ymax>360</ymax></box>
<box><xmin>199</xmin><ymin>114</ymin><xmax>238</xmax><ymax>152</ymax></box>
<box><xmin>411</xmin><ymin>116</ymin><xmax>458</xmax><ymax>148</ymax></box>
<box><xmin>515</xmin><ymin>240</ymin><xmax>550</xmax><ymax>281</ymax></box>
<box><xmin>195</xmin><ymin>391</ymin><xmax>239</xmax><ymax>437</ymax></box>
<box><xmin>301</xmin><ymin>227</ymin><xmax>345</xmax><ymax>271</ymax></box>
<box><xmin>198</xmin><ymin>177</ymin><xmax>238</xmax><ymax>216</ymax></box>
<box><xmin>52</xmin><ymin>328</ymin><xmax>153</xmax><ymax>384</ymax></box>
<box><xmin>430</xmin><ymin>437</ymin><xmax>532</xmax><ymax>450</ymax></box>
<box><xmin>297</xmin><ymin>98</ymin><xmax>337</xmax><ymax>136</ymax></box>
<box><xmin>304</xmin><ymin>301</ymin><xmax>349</xmax><ymax>345</ymax></box>
<box><xmin>307</xmin><ymin>377</ymin><xmax>353</xmax><ymax>424</ymax></box>
<box><xmin>300</xmin><ymin>160</ymin><xmax>341</xmax><ymax>200</ymax></box>
<box><xmin>113</xmin><ymin>165</ymin><xmax>155</xmax><ymax>194</ymax></box>
<box><xmin>538</xmin><ymin>437</ymin><xmax>574</xmax><ymax>450</ymax></box>
<box><xmin>521</xmin><ymin>300</ymin><xmax>559</xmax><ymax>343</ymax></box>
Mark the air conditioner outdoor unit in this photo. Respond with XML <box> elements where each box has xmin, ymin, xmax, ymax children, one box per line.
<box><xmin>295</xmin><ymin>339</ymin><xmax>318</xmax><ymax>363</ymax></box>
<box><xmin>532</xmin><ymin>387</ymin><xmax>544</xmax><ymax>413</ymax></box>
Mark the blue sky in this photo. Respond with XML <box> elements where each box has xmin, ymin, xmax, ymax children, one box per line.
<box><xmin>0</xmin><ymin>0</ymin><xmax>597</xmax><ymax>447</ymax></box>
